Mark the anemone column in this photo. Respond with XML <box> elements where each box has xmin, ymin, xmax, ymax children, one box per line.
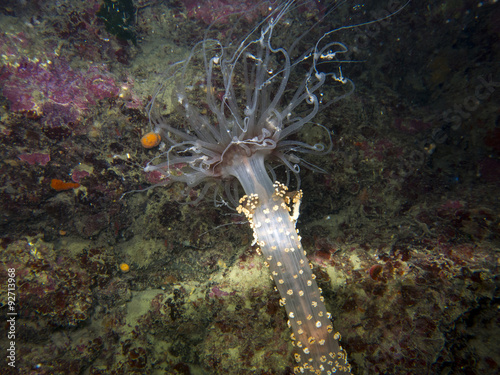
<box><xmin>227</xmin><ymin>152</ymin><xmax>350</xmax><ymax>374</ymax></box>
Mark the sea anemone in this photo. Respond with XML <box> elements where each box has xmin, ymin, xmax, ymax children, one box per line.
<box><xmin>142</xmin><ymin>1</ymin><xmax>358</xmax><ymax>373</ymax></box>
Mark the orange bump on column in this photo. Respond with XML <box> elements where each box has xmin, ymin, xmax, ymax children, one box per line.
<box><xmin>141</xmin><ymin>132</ymin><xmax>161</xmax><ymax>148</ymax></box>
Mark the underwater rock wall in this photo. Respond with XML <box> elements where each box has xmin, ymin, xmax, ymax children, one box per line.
<box><xmin>0</xmin><ymin>0</ymin><xmax>499</xmax><ymax>374</ymax></box>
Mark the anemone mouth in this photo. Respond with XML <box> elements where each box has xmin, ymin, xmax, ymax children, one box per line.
<box><xmin>216</xmin><ymin>129</ymin><xmax>277</xmax><ymax>169</ymax></box>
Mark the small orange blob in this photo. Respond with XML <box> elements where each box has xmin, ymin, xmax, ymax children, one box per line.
<box><xmin>120</xmin><ymin>263</ymin><xmax>130</xmax><ymax>273</ymax></box>
<box><xmin>59</xmin><ymin>230</ymin><xmax>67</xmax><ymax>236</ymax></box>
<box><xmin>141</xmin><ymin>132</ymin><xmax>161</xmax><ymax>148</ymax></box>
<box><xmin>50</xmin><ymin>179</ymin><xmax>80</xmax><ymax>191</ymax></box>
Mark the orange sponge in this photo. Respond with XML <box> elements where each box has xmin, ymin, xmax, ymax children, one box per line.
<box><xmin>51</xmin><ymin>179</ymin><xmax>80</xmax><ymax>191</ymax></box>
<box><xmin>141</xmin><ymin>132</ymin><xmax>161</xmax><ymax>148</ymax></box>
